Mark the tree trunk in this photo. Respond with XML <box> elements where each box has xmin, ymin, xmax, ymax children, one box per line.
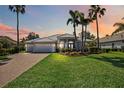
<box><xmin>81</xmin><ymin>25</ymin><xmax>84</xmax><ymax>53</ymax></box>
<box><xmin>73</xmin><ymin>24</ymin><xmax>77</xmax><ymax>51</ymax></box>
<box><xmin>96</xmin><ymin>16</ymin><xmax>100</xmax><ymax>49</ymax></box>
<box><xmin>84</xmin><ymin>25</ymin><xmax>87</xmax><ymax>49</ymax></box>
<box><xmin>17</xmin><ymin>11</ymin><xmax>19</xmax><ymax>52</ymax></box>
<box><xmin>73</xmin><ymin>24</ymin><xmax>77</xmax><ymax>41</ymax></box>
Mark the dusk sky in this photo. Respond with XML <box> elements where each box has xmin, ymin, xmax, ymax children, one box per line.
<box><xmin>0</xmin><ymin>5</ymin><xmax>124</xmax><ymax>40</ymax></box>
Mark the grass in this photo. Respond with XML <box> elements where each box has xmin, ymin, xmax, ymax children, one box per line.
<box><xmin>4</xmin><ymin>52</ymin><xmax>124</xmax><ymax>88</ymax></box>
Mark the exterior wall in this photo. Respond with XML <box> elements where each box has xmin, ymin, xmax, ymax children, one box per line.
<box><xmin>100</xmin><ymin>40</ymin><xmax>124</xmax><ymax>49</ymax></box>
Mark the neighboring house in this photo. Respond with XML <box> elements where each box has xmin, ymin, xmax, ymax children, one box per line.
<box><xmin>99</xmin><ymin>32</ymin><xmax>124</xmax><ymax>49</ymax></box>
<box><xmin>25</xmin><ymin>33</ymin><xmax>92</xmax><ymax>53</ymax></box>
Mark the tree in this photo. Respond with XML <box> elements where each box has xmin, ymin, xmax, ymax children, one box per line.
<box><xmin>20</xmin><ymin>37</ymin><xmax>26</xmax><ymax>47</ymax></box>
<box><xmin>90</xmin><ymin>34</ymin><xmax>95</xmax><ymax>40</ymax></box>
<box><xmin>83</xmin><ymin>18</ymin><xmax>92</xmax><ymax>49</ymax></box>
<box><xmin>0</xmin><ymin>39</ymin><xmax>12</xmax><ymax>48</ymax></box>
<box><xmin>67</xmin><ymin>10</ymin><xmax>79</xmax><ymax>49</ymax></box>
<box><xmin>26</xmin><ymin>32</ymin><xmax>39</xmax><ymax>40</ymax></box>
<box><xmin>112</xmin><ymin>19</ymin><xmax>124</xmax><ymax>35</ymax></box>
<box><xmin>0</xmin><ymin>43</ymin><xmax>3</xmax><ymax>49</ymax></box>
<box><xmin>77</xmin><ymin>12</ymin><xmax>85</xmax><ymax>52</ymax></box>
<box><xmin>78</xmin><ymin>11</ymin><xmax>92</xmax><ymax>52</ymax></box>
<box><xmin>9</xmin><ymin>5</ymin><xmax>26</xmax><ymax>52</ymax></box>
<box><xmin>89</xmin><ymin>5</ymin><xmax>106</xmax><ymax>49</ymax></box>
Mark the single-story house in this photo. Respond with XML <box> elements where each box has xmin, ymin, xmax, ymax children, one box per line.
<box><xmin>99</xmin><ymin>31</ymin><xmax>124</xmax><ymax>49</ymax></box>
<box><xmin>25</xmin><ymin>33</ymin><xmax>92</xmax><ymax>53</ymax></box>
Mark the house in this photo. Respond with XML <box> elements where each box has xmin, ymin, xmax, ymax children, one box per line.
<box><xmin>25</xmin><ymin>33</ymin><xmax>92</xmax><ymax>53</ymax></box>
<box><xmin>99</xmin><ymin>31</ymin><xmax>124</xmax><ymax>49</ymax></box>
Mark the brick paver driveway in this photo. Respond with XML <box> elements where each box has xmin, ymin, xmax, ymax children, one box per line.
<box><xmin>0</xmin><ymin>53</ymin><xmax>49</xmax><ymax>87</ymax></box>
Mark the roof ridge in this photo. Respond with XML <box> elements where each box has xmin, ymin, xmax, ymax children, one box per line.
<box><xmin>58</xmin><ymin>33</ymin><xmax>74</xmax><ymax>37</ymax></box>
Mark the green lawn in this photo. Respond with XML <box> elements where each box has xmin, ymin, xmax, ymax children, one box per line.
<box><xmin>5</xmin><ymin>52</ymin><xmax>124</xmax><ymax>88</ymax></box>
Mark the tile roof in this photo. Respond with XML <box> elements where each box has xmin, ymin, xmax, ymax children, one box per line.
<box><xmin>99</xmin><ymin>31</ymin><xmax>124</xmax><ymax>43</ymax></box>
<box><xmin>26</xmin><ymin>34</ymin><xmax>60</xmax><ymax>43</ymax></box>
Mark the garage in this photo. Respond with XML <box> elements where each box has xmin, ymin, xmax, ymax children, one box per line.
<box><xmin>32</xmin><ymin>43</ymin><xmax>56</xmax><ymax>53</ymax></box>
<box><xmin>26</xmin><ymin>37</ymin><xmax>57</xmax><ymax>53</ymax></box>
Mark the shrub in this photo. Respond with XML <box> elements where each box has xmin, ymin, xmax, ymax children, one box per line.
<box><xmin>56</xmin><ymin>48</ymin><xmax>60</xmax><ymax>52</ymax></box>
<box><xmin>19</xmin><ymin>46</ymin><xmax>25</xmax><ymax>51</ymax></box>
<box><xmin>102</xmin><ymin>48</ymin><xmax>111</xmax><ymax>53</ymax></box>
<box><xmin>13</xmin><ymin>46</ymin><xmax>19</xmax><ymax>53</ymax></box>
<box><xmin>0</xmin><ymin>48</ymin><xmax>8</xmax><ymax>56</ymax></box>
<box><xmin>122</xmin><ymin>46</ymin><xmax>124</xmax><ymax>52</ymax></box>
<box><xmin>0</xmin><ymin>46</ymin><xmax>26</xmax><ymax>56</ymax></box>
<box><xmin>60</xmin><ymin>48</ymin><xmax>74</xmax><ymax>52</ymax></box>
<box><xmin>89</xmin><ymin>47</ymin><xmax>99</xmax><ymax>54</ymax></box>
<box><xmin>84</xmin><ymin>48</ymin><xmax>89</xmax><ymax>52</ymax></box>
<box><xmin>112</xmin><ymin>48</ymin><xmax>118</xmax><ymax>51</ymax></box>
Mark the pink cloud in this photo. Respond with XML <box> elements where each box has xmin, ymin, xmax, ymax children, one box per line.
<box><xmin>0</xmin><ymin>23</ymin><xmax>31</xmax><ymax>40</ymax></box>
<box><xmin>0</xmin><ymin>23</ymin><xmax>65</xmax><ymax>40</ymax></box>
<box><xmin>90</xmin><ymin>19</ymin><xmax>115</xmax><ymax>37</ymax></box>
<box><xmin>0</xmin><ymin>23</ymin><xmax>15</xmax><ymax>31</ymax></box>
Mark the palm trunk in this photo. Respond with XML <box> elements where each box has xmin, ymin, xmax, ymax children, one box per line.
<box><xmin>96</xmin><ymin>16</ymin><xmax>100</xmax><ymax>49</ymax></box>
<box><xmin>73</xmin><ymin>24</ymin><xmax>77</xmax><ymax>41</ymax></box>
<box><xmin>17</xmin><ymin>11</ymin><xmax>19</xmax><ymax>52</ymax></box>
<box><xmin>73</xmin><ymin>24</ymin><xmax>77</xmax><ymax>51</ymax></box>
<box><xmin>81</xmin><ymin>25</ymin><xmax>84</xmax><ymax>53</ymax></box>
<box><xmin>84</xmin><ymin>25</ymin><xmax>87</xmax><ymax>49</ymax></box>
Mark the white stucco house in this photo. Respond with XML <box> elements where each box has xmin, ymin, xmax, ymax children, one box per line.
<box><xmin>25</xmin><ymin>33</ymin><xmax>92</xmax><ymax>53</ymax></box>
<box><xmin>99</xmin><ymin>31</ymin><xmax>124</xmax><ymax>49</ymax></box>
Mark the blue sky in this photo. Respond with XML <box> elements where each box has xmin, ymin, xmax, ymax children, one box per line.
<box><xmin>0</xmin><ymin>5</ymin><xmax>124</xmax><ymax>40</ymax></box>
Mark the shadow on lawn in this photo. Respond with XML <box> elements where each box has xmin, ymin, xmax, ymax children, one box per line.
<box><xmin>89</xmin><ymin>56</ymin><xmax>124</xmax><ymax>68</ymax></box>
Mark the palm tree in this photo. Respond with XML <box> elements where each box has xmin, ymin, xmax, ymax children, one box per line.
<box><xmin>112</xmin><ymin>22</ymin><xmax>124</xmax><ymax>35</ymax></box>
<box><xmin>77</xmin><ymin>12</ymin><xmax>85</xmax><ymax>52</ymax></box>
<box><xmin>78</xmin><ymin>12</ymin><xmax>92</xmax><ymax>52</ymax></box>
<box><xmin>83</xmin><ymin>18</ymin><xmax>92</xmax><ymax>49</ymax></box>
<box><xmin>9</xmin><ymin>5</ymin><xmax>26</xmax><ymax>52</ymax></box>
<box><xmin>67</xmin><ymin>10</ymin><xmax>79</xmax><ymax>49</ymax></box>
<box><xmin>89</xmin><ymin>5</ymin><xmax>106</xmax><ymax>49</ymax></box>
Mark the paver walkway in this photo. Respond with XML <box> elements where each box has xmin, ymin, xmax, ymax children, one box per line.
<box><xmin>0</xmin><ymin>53</ymin><xmax>49</xmax><ymax>87</ymax></box>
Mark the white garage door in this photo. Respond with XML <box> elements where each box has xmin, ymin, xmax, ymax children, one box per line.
<box><xmin>32</xmin><ymin>43</ymin><xmax>56</xmax><ymax>53</ymax></box>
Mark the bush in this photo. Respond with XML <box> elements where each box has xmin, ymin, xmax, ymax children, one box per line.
<box><xmin>13</xmin><ymin>46</ymin><xmax>19</xmax><ymax>53</ymax></box>
<box><xmin>19</xmin><ymin>46</ymin><xmax>25</xmax><ymax>51</ymax></box>
<box><xmin>122</xmin><ymin>46</ymin><xmax>124</xmax><ymax>52</ymax></box>
<box><xmin>0</xmin><ymin>48</ymin><xmax>8</xmax><ymax>56</ymax></box>
<box><xmin>84</xmin><ymin>48</ymin><xmax>89</xmax><ymax>52</ymax></box>
<box><xmin>89</xmin><ymin>47</ymin><xmax>99</xmax><ymax>54</ymax></box>
<box><xmin>60</xmin><ymin>48</ymin><xmax>74</xmax><ymax>52</ymax></box>
<box><xmin>56</xmin><ymin>48</ymin><xmax>60</xmax><ymax>52</ymax></box>
<box><xmin>102</xmin><ymin>48</ymin><xmax>111</xmax><ymax>53</ymax></box>
<box><xmin>0</xmin><ymin>46</ymin><xmax>26</xmax><ymax>56</ymax></box>
<box><xmin>112</xmin><ymin>48</ymin><xmax>118</xmax><ymax>51</ymax></box>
